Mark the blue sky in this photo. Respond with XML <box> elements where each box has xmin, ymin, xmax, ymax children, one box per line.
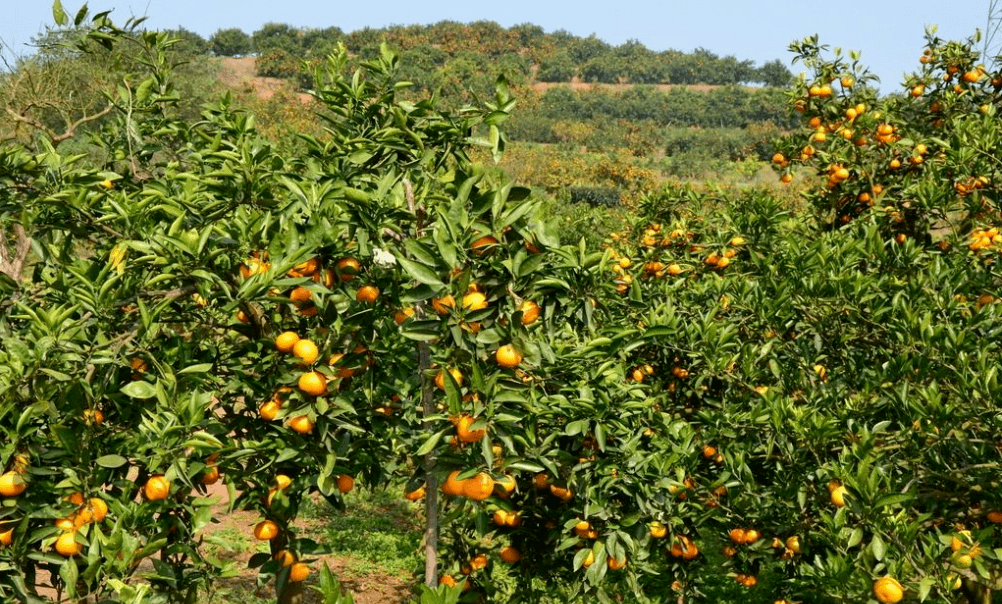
<box><xmin>1</xmin><ymin>1</ymin><xmax>996</xmax><ymax>90</ymax></box>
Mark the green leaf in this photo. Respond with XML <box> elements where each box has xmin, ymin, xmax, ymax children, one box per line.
<box><xmin>870</xmin><ymin>533</ymin><xmax>885</xmax><ymax>561</ymax></box>
<box><xmin>121</xmin><ymin>381</ymin><xmax>157</xmax><ymax>399</ymax></box>
<box><xmin>52</xmin><ymin>0</ymin><xmax>67</xmax><ymax>26</ymax></box>
<box><xmin>416</xmin><ymin>429</ymin><xmax>446</xmax><ymax>456</ymax></box>
<box><xmin>397</xmin><ymin>257</ymin><xmax>444</xmax><ymax>288</ymax></box>
<box><xmin>178</xmin><ymin>363</ymin><xmax>213</xmax><ymax>375</ymax></box>
<box><xmin>96</xmin><ymin>455</ymin><xmax>128</xmax><ymax>468</ymax></box>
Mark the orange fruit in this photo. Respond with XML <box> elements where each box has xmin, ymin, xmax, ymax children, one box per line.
<box><xmin>275</xmin><ymin>474</ymin><xmax>292</xmax><ymax>490</ymax></box>
<box><xmin>462</xmin><ymin>473</ymin><xmax>494</xmax><ymax>501</ymax></box>
<box><xmin>288</xmin><ymin>415</ymin><xmax>314</xmax><ymax>434</ymax></box>
<box><xmin>55</xmin><ymin>517</ymin><xmax>76</xmax><ymax>532</ymax></box>
<box><xmin>873</xmin><ymin>576</ymin><xmax>904</xmax><ymax>604</ymax></box>
<box><xmin>649</xmin><ymin>521</ymin><xmax>667</xmax><ymax>539</ymax></box>
<box><xmin>534</xmin><ymin>473</ymin><xmax>549</xmax><ymax>490</ymax></box>
<box><xmin>440</xmin><ymin>575</ymin><xmax>457</xmax><ymax>587</ymax></box>
<box><xmin>275</xmin><ymin>331</ymin><xmax>300</xmax><ymax>353</ymax></box>
<box><xmin>786</xmin><ymin>535</ymin><xmax>801</xmax><ymax>554</ymax></box>
<box><xmin>405</xmin><ymin>485</ymin><xmax>426</xmax><ymax>501</ymax></box>
<box><xmin>201</xmin><ymin>466</ymin><xmax>220</xmax><ymax>485</ymax></box>
<box><xmin>55</xmin><ymin>532</ymin><xmax>82</xmax><ymax>556</ymax></box>
<box><xmin>356</xmin><ymin>285</ymin><xmax>380</xmax><ymax>304</ymax></box>
<box><xmin>298</xmin><ymin>371</ymin><xmax>327</xmax><ymax>396</ymax></box>
<box><xmin>518</xmin><ymin>300</ymin><xmax>540</xmax><ymax>325</ymax></box>
<box><xmin>87</xmin><ymin>498</ymin><xmax>108</xmax><ymax>522</ymax></box>
<box><xmin>495</xmin><ymin>344</ymin><xmax>522</xmax><ymax>368</ymax></box>
<box><xmin>83</xmin><ymin>408</ymin><xmax>104</xmax><ymax>425</ymax></box>
<box><xmin>435</xmin><ymin>367</ymin><xmax>463</xmax><ymax>391</ymax></box>
<box><xmin>0</xmin><ymin>523</ymin><xmax>13</xmax><ymax>546</ymax></box>
<box><xmin>144</xmin><ymin>475</ymin><xmax>170</xmax><ymax>501</ymax></box>
<box><xmin>987</xmin><ymin>510</ymin><xmax>1002</xmax><ymax>524</ymax></box>
<box><xmin>290</xmin><ymin>257</ymin><xmax>319</xmax><ymax>277</ymax></box>
<box><xmin>289</xmin><ymin>286</ymin><xmax>312</xmax><ymax>304</ymax></box>
<box><xmin>549</xmin><ymin>484</ymin><xmax>573</xmax><ymax>501</ymax></box>
<box><xmin>337</xmin><ymin>474</ymin><xmax>354</xmax><ymax>494</ymax></box>
<box><xmin>495</xmin><ymin>474</ymin><xmax>516</xmax><ymax>497</ymax></box>
<box><xmin>462</xmin><ymin>291</ymin><xmax>488</xmax><ymax>311</ymax></box>
<box><xmin>292</xmin><ymin>339</ymin><xmax>319</xmax><ymax>365</ymax></box>
<box><xmin>0</xmin><ymin>470</ymin><xmax>27</xmax><ymax>498</ymax></box>
<box><xmin>830</xmin><ymin>485</ymin><xmax>848</xmax><ymax>507</ymax></box>
<box><xmin>456</xmin><ymin>415</ymin><xmax>486</xmax><ymax>443</ymax></box>
<box><xmin>67</xmin><ymin>491</ymin><xmax>86</xmax><ymax>506</ymax></box>
<box><xmin>471</xmin><ymin>235</ymin><xmax>499</xmax><ymax>256</ymax></box>
<box><xmin>432</xmin><ymin>295</ymin><xmax>455</xmax><ymax>314</ymax></box>
<box><xmin>500</xmin><ymin>546</ymin><xmax>521</xmax><ymax>563</ymax></box>
<box><xmin>581</xmin><ymin>549</ymin><xmax>595</xmax><ymax>567</ymax></box>
<box><xmin>289</xmin><ymin>562</ymin><xmax>310</xmax><ymax>582</ymax></box>
<box><xmin>336</xmin><ymin>257</ymin><xmax>361</xmax><ymax>281</ymax></box>
<box><xmin>274</xmin><ymin>549</ymin><xmax>296</xmax><ymax>567</ymax></box>
<box><xmin>259</xmin><ymin>400</ymin><xmax>281</xmax><ymax>421</ymax></box>
<box><xmin>470</xmin><ymin>553</ymin><xmax>489</xmax><ymax>570</ymax></box>
<box><xmin>394</xmin><ymin>307</ymin><xmax>415</xmax><ymax>324</ymax></box>
<box><xmin>743</xmin><ymin>529</ymin><xmax>761</xmax><ymax>544</ymax></box>
<box><xmin>607</xmin><ymin>555</ymin><xmax>627</xmax><ymax>570</ymax></box>
<box><xmin>254</xmin><ymin>519</ymin><xmax>280</xmax><ymax>541</ymax></box>
<box><xmin>441</xmin><ymin>471</ymin><xmax>465</xmax><ymax>497</ymax></box>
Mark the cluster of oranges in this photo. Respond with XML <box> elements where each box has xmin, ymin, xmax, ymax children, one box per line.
<box><xmin>0</xmin><ymin>461</ymin><xmax>29</xmax><ymax>550</ymax></box>
<box><xmin>969</xmin><ymin>226</ymin><xmax>1001</xmax><ymax>253</ymax></box>
<box><xmin>252</xmin><ymin>517</ymin><xmax>309</xmax><ymax>582</ymax></box>
<box><xmin>605</xmin><ymin>223</ymin><xmax>746</xmax><ymax>294</ymax></box>
<box><xmin>50</xmin><ymin>492</ymin><xmax>110</xmax><ymax>557</ymax></box>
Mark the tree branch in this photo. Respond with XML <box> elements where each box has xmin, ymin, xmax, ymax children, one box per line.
<box><xmin>0</xmin><ymin>224</ymin><xmax>30</xmax><ymax>281</ymax></box>
<box><xmin>5</xmin><ymin>103</ymin><xmax>113</xmax><ymax>148</ymax></box>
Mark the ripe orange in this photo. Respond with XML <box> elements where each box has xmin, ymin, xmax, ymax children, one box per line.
<box><xmin>495</xmin><ymin>344</ymin><xmax>522</xmax><ymax>368</ymax></box>
<box><xmin>274</xmin><ymin>549</ymin><xmax>296</xmax><ymax>567</ymax></box>
<box><xmin>289</xmin><ymin>286</ymin><xmax>312</xmax><ymax>304</ymax></box>
<box><xmin>462</xmin><ymin>291</ymin><xmax>488</xmax><ymax>311</ymax></box>
<box><xmin>289</xmin><ymin>562</ymin><xmax>310</xmax><ymax>582</ymax></box>
<box><xmin>144</xmin><ymin>475</ymin><xmax>170</xmax><ymax>501</ymax></box>
<box><xmin>259</xmin><ymin>400</ymin><xmax>281</xmax><ymax>421</ymax></box>
<box><xmin>432</xmin><ymin>295</ymin><xmax>455</xmax><ymax>314</ymax></box>
<box><xmin>549</xmin><ymin>484</ymin><xmax>573</xmax><ymax>501</ymax></box>
<box><xmin>830</xmin><ymin>485</ymin><xmax>848</xmax><ymax>507</ymax></box>
<box><xmin>275</xmin><ymin>474</ymin><xmax>292</xmax><ymax>490</ymax></box>
<box><xmin>649</xmin><ymin>521</ymin><xmax>667</xmax><ymax>539</ymax></box>
<box><xmin>439</xmin><ymin>575</ymin><xmax>457</xmax><ymax>587</ymax></box>
<box><xmin>288</xmin><ymin>415</ymin><xmax>314</xmax><ymax>434</ymax></box>
<box><xmin>873</xmin><ymin>576</ymin><xmax>904</xmax><ymax>604</ymax></box>
<box><xmin>462</xmin><ymin>473</ymin><xmax>494</xmax><ymax>501</ymax></box>
<box><xmin>336</xmin><ymin>257</ymin><xmax>361</xmax><ymax>281</ymax></box>
<box><xmin>456</xmin><ymin>415</ymin><xmax>486</xmax><ymax>443</ymax></box>
<box><xmin>581</xmin><ymin>549</ymin><xmax>595</xmax><ymax>567</ymax></box>
<box><xmin>987</xmin><ymin>510</ymin><xmax>1002</xmax><ymax>524</ymax></box>
<box><xmin>86</xmin><ymin>498</ymin><xmax>108</xmax><ymax>523</ymax></box>
<box><xmin>441</xmin><ymin>471</ymin><xmax>465</xmax><ymax>497</ymax></box>
<box><xmin>470</xmin><ymin>553</ymin><xmax>489</xmax><ymax>570</ymax></box>
<box><xmin>607</xmin><ymin>555</ymin><xmax>627</xmax><ymax>570</ymax></box>
<box><xmin>337</xmin><ymin>474</ymin><xmax>354</xmax><ymax>494</ymax></box>
<box><xmin>405</xmin><ymin>485</ymin><xmax>426</xmax><ymax>501</ymax></box>
<box><xmin>500</xmin><ymin>546</ymin><xmax>521</xmax><ymax>563</ymax></box>
<box><xmin>275</xmin><ymin>331</ymin><xmax>300</xmax><ymax>353</ymax></box>
<box><xmin>495</xmin><ymin>474</ymin><xmax>516</xmax><ymax>497</ymax></box>
<box><xmin>290</xmin><ymin>257</ymin><xmax>319</xmax><ymax>277</ymax></box>
<box><xmin>786</xmin><ymin>535</ymin><xmax>801</xmax><ymax>554</ymax></box>
<box><xmin>298</xmin><ymin>371</ymin><xmax>327</xmax><ymax>396</ymax></box>
<box><xmin>394</xmin><ymin>307</ymin><xmax>415</xmax><ymax>324</ymax></box>
<box><xmin>435</xmin><ymin>367</ymin><xmax>463</xmax><ymax>390</ymax></box>
<box><xmin>534</xmin><ymin>473</ymin><xmax>549</xmax><ymax>490</ymax></box>
<box><xmin>356</xmin><ymin>285</ymin><xmax>380</xmax><ymax>304</ymax></box>
<box><xmin>201</xmin><ymin>466</ymin><xmax>220</xmax><ymax>485</ymax></box>
<box><xmin>67</xmin><ymin>491</ymin><xmax>85</xmax><ymax>506</ymax></box>
<box><xmin>254</xmin><ymin>519</ymin><xmax>280</xmax><ymax>541</ymax></box>
<box><xmin>55</xmin><ymin>532</ymin><xmax>82</xmax><ymax>556</ymax></box>
<box><xmin>292</xmin><ymin>339</ymin><xmax>319</xmax><ymax>365</ymax></box>
<box><xmin>0</xmin><ymin>523</ymin><xmax>13</xmax><ymax>546</ymax></box>
<box><xmin>471</xmin><ymin>235</ymin><xmax>499</xmax><ymax>256</ymax></box>
<box><xmin>83</xmin><ymin>408</ymin><xmax>104</xmax><ymax>425</ymax></box>
<box><xmin>518</xmin><ymin>300</ymin><xmax>540</xmax><ymax>325</ymax></box>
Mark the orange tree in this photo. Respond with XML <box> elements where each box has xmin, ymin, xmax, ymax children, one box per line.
<box><xmin>3</xmin><ymin>6</ymin><xmax>1002</xmax><ymax>604</ymax></box>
